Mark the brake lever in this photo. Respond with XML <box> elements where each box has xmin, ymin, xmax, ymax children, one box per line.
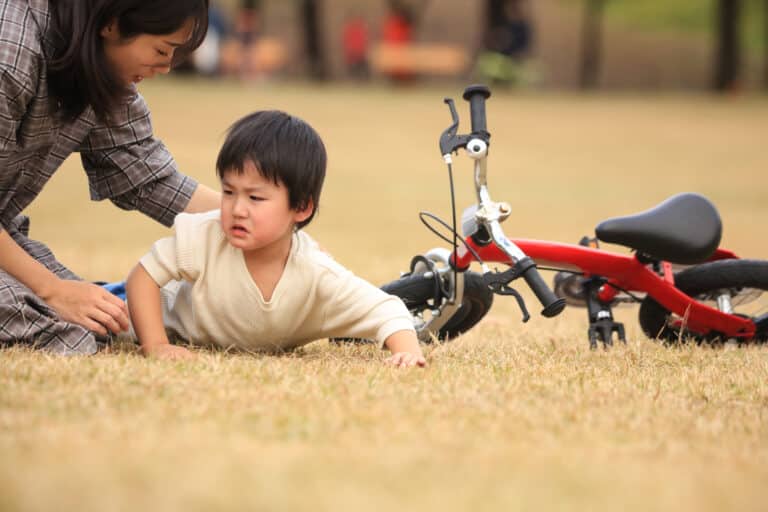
<box><xmin>446</xmin><ymin>97</ymin><xmax>459</xmax><ymax>125</ymax></box>
<box><xmin>439</xmin><ymin>98</ymin><xmax>470</xmax><ymax>157</ymax></box>
<box><xmin>495</xmin><ymin>285</ymin><xmax>531</xmax><ymax>323</ymax></box>
<box><xmin>483</xmin><ymin>269</ymin><xmax>531</xmax><ymax>323</ymax></box>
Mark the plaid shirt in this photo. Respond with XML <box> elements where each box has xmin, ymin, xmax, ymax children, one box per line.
<box><xmin>0</xmin><ymin>0</ymin><xmax>198</xmax><ymax>230</ymax></box>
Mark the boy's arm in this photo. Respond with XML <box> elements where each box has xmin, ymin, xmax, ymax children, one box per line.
<box><xmin>384</xmin><ymin>330</ymin><xmax>427</xmax><ymax>368</ymax></box>
<box><xmin>126</xmin><ymin>263</ymin><xmax>193</xmax><ymax>360</ymax></box>
<box><xmin>322</xmin><ymin>274</ymin><xmax>423</xmax><ymax>365</ymax></box>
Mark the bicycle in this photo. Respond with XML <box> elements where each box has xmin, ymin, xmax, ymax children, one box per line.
<box><xmin>377</xmin><ymin>84</ymin><xmax>768</xmax><ymax>349</ymax></box>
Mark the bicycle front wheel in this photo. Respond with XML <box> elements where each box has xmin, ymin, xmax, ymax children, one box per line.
<box><xmin>638</xmin><ymin>259</ymin><xmax>768</xmax><ymax>343</ymax></box>
<box><xmin>382</xmin><ymin>270</ymin><xmax>493</xmax><ymax>341</ymax></box>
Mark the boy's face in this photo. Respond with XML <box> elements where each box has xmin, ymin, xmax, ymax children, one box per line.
<box><xmin>220</xmin><ymin>161</ymin><xmax>312</xmax><ymax>255</ymax></box>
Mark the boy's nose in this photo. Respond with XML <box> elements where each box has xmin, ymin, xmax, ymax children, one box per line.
<box><xmin>232</xmin><ymin>198</ymin><xmax>248</xmax><ymax>216</ymax></box>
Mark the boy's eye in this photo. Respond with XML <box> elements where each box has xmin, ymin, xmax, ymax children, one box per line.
<box><xmin>156</xmin><ymin>49</ymin><xmax>169</xmax><ymax>57</ymax></box>
<box><xmin>222</xmin><ymin>189</ymin><xmax>233</xmax><ymax>195</ymax></box>
<box><xmin>249</xmin><ymin>196</ymin><xmax>264</xmax><ymax>201</ymax></box>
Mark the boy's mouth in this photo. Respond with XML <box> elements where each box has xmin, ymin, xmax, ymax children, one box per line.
<box><xmin>231</xmin><ymin>224</ymin><xmax>249</xmax><ymax>237</ymax></box>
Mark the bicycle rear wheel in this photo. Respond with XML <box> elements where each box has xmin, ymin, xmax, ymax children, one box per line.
<box><xmin>638</xmin><ymin>259</ymin><xmax>768</xmax><ymax>343</ymax></box>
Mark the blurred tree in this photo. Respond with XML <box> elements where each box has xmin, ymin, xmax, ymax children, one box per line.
<box><xmin>480</xmin><ymin>0</ymin><xmax>535</xmax><ymax>87</ymax></box>
<box><xmin>580</xmin><ymin>0</ymin><xmax>605</xmax><ymax>89</ymax></box>
<box><xmin>300</xmin><ymin>0</ymin><xmax>327</xmax><ymax>80</ymax></box>
<box><xmin>714</xmin><ymin>0</ymin><xmax>742</xmax><ymax>91</ymax></box>
<box><xmin>764</xmin><ymin>0</ymin><xmax>768</xmax><ymax>89</ymax></box>
<box><xmin>485</xmin><ymin>0</ymin><xmax>532</xmax><ymax>58</ymax></box>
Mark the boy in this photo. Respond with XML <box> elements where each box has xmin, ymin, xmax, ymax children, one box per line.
<box><xmin>126</xmin><ymin>110</ymin><xmax>426</xmax><ymax>368</ymax></box>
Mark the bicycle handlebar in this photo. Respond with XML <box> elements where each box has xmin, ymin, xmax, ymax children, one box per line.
<box><xmin>440</xmin><ymin>85</ymin><xmax>565</xmax><ymax>317</ymax></box>
<box><xmin>455</xmin><ymin>84</ymin><xmax>566</xmax><ymax>319</ymax></box>
<box><xmin>462</xmin><ymin>85</ymin><xmax>491</xmax><ymax>136</ymax></box>
<box><xmin>519</xmin><ymin>258</ymin><xmax>567</xmax><ymax>317</ymax></box>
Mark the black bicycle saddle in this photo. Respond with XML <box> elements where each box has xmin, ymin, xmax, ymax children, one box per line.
<box><xmin>595</xmin><ymin>193</ymin><xmax>722</xmax><ymax>264</ymax></box>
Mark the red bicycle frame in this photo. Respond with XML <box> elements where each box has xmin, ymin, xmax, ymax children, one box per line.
<box><xmin>453</xmin><ymin>238</ymin><xmax>755</xmax><ymax>339</ymax></box>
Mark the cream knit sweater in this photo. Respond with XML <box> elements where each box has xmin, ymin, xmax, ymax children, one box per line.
<box><xmin>139</xmin><ymin>211</ymin><xmax>415</xmax><ymax>351</ymax></box>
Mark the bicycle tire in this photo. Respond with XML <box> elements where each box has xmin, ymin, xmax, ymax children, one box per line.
<box><xmin>638</xmin><ymin>259</ymin><xmax>768</xmax><ymax>343</ymax></box>
<box><xmin>382</xmin><ymin>270</ymin><xmax>493</xmax><ymax>341</ymax></box>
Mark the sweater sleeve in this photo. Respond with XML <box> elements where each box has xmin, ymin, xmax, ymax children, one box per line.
<box><xmin>319</xmin><ymin>262</ymin><xmax>415</xmax><ymax>348</ymax></box>
<box><xmin>138</xmin><ymin>212</ymin><xmax>210</xmax><ymax>287</ymax></box>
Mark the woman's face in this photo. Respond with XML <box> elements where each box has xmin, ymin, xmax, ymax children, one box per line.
<box><xmin>100</xmin><ymin>18</ymin><xmax>195</xmax><ymax>85</ymax></box>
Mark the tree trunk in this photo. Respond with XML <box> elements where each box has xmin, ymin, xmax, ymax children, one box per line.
<box><xmin>714</xmin><ymin>0</ymin><xmax>741</xmax><ymax>91</ymax></box>
<box><xmin>486</xmin><ymin>0</ymin><xmax>507</xmax><ymax>32</ymax></box>
<box><xmin>301</xmin><ymin>0</ymin><xmax>327</xmax><ymax>80</ymax></box>
<box><xmin>580</xmin><ymin>0</ymin><xmax>604</xmax><ymax>89</ymax></box>
<box><xmin>764</xmin><ymin>0</ymin><xmax>768</xmax><ymax>89</ymax></box>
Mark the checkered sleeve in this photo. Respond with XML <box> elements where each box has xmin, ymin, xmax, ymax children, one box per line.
<box><xmin>0</xmin><ymin>68</ymin><xmax>27</xmax><ymax>232</ymax></box>
<box><xmin>0</xmin><ymin>3</ymin><xmax>38</xmax><ymax>157</ymax></box>
<box><xmin>79</xmin><ymin>92</ymin><xmax>198</xmax><ymax>227</ymax></box>
<box><xmin>0</xmin><ymin>67</ymin><xmax>30</xmax><ymax>155</ymax></box>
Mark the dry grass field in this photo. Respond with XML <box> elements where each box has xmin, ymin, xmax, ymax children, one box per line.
<box><xmin>1</xmin><ymin>78</ymin><xmax>767</xmax><ymax>511</ymax></box>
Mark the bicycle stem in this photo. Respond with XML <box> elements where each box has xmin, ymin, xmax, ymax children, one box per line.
<box><xmin>474</xmin><ymin>157</ymin><xmax>491</xmax><ymax>205</ymax></box>
<box><xmin>471</xmin><ymin>158</ymin><xmax>527</xmax><ymax>263</ymax></box>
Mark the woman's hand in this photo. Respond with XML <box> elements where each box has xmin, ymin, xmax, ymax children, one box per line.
<box><xmin>40</xmin><ymin>279</ymin><xmax>130</xmax><ymax>335</ymax></box>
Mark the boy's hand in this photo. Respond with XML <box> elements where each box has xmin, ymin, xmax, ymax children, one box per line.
<box><xmin>143</xmin><ymin>344</ymin><xmax>196</xmax><ymax>360</ymax></box>
<box><xmin>385</xmin><ymin>351</ymin><xmax>427</xmax><ymax>368</ymax></box>
<box><xmin>383</xmin><ymin>330</ymin><xmax>426</xmax><ymax>368</ymax></box>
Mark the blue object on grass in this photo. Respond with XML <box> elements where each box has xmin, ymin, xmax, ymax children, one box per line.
<box><xmin>101</xmin><ymin>281</ymin><xmax>127</xmax><ymax>301</ymax></box>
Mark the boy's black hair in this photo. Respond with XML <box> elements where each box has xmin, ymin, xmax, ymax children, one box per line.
<box><xmin>48</xmin><ymin>0</ymin><xmax>209</xmax><ymax>122</ymax></box>
<box><xmin>216</xmin><ymin>110</ymin><xmax>327</xmax><ymax>230</ymax></box>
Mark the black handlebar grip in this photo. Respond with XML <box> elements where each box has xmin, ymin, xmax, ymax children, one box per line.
<box><xmin>520</xmin><ymin>260</ymin><xmax>566</xmax><ymax>318</ymax></box>
<box><xmin>462</xmin><ymin>84</ymin><xmax>491</xmax><ymax>135</ymax></box>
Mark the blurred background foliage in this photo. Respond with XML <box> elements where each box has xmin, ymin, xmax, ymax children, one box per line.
<box><xmin>601</xmin><ymin>0</ymin><xmax>763</xmax><ymax>53</ymax></box>
<box><xmin>203</xmin><ymin>0</ymin><xmax>766</xmax><ymax>91</ymax></box>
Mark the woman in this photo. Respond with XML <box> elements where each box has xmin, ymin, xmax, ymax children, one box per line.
<box><xmin>0</xmin><ymin>0</ymin><xmax>220</xmax><ymax>354</ymax></box>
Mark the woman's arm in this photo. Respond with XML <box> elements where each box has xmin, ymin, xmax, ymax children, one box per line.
<box><xmin>0</xmin><ymin>229</ymin><xmax>129</xmax><ymax>334</ymax></box>
<box><xmin>79</xmin><ymin>92</ymin><xmax>220</xmax><ymax>225</ymax></box>
<box><xmin>184</xmin><ymin>183</ymin><xmax>221</xmax><ymax>214</ymax></box>
<box><xmin>126</xmin><ymin>263</ymin><xmax>193</xmax><ymax>359</ymax></box>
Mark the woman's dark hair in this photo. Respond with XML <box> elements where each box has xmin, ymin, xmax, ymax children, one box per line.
<box><xmin>48</xmin><ymin>0</ymin><xmax>209</xmax><ymax>122</ymax></box>
<box><xmin>216</xmin><ymin>111</ymin><xmax>327</xmax><ymax>230</ymax></box>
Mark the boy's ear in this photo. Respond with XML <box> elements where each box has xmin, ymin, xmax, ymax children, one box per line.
<box><xmin>293</xmin><ymin>200</ymin><xmax>314</xmax><ymax>224</ymax></box>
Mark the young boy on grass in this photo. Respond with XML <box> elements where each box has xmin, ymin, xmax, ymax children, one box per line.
<box><xmin>126</xmin><ymin>110</ymin><xmax>426</xmax><ymax>368</ymax></box>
